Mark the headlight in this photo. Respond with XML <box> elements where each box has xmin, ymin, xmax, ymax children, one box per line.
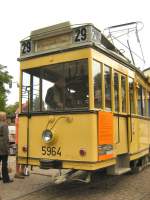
<box><xmin>42</xmin><ymin>129</ymin><xmax>53</xmax><ymax>143</ymax></box>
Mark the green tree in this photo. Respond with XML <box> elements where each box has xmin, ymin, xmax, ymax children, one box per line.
<box><xmin>5</xmin><ymin>102</ymin><xmax>19</xmax><ymax>116</ymax></box>
<box><xmin>0</xmin><ymin>66</ymin><xmax>13</xmax><ymax>111</ymax></box>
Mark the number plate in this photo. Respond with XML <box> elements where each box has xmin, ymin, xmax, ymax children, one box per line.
<box><xmin>21</xmin><ymin>40</ymin><xmax>32</xmax><ymax>55</ymax></box>
<box><xmin>42</xmin><ymin>146</ymin><xmax>61</xmax><ymax>156</ymax></box>
<box><xmin>74</xmin><ymin>27</ymin><xmax>87</xmax><ymax>42</ymax></box>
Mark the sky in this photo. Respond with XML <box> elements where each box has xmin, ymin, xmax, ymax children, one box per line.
<box><xmin>0</xmin><ymin>0</ymin><xmax>149</xmax><ymax>105</ymax></box>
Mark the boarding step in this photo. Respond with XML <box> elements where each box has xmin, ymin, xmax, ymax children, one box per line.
<box><xmin>107</xmin><ymin>153</ymin><xmax>130</xmax><ymax>175</ymax></box>
<box><xmin>107</xmin><ymin>166</ymin><xmax>131</xmax><ymax>175</ymax></box>
<box><xmin>114</xmin><ymin>167</ymin><xmax>131</xmax><ymax>175</ymax></box>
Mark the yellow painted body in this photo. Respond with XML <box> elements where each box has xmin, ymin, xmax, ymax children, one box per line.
<box><xmin>114</xmin><ymin>116</ymin><xmax>128</xmax><ymax>155</ymax></box>
<box><xmin>18</xmin><ymin>46</ymin><xmax>150</xmax><ymax>171</ymax></box>
<box><xmin>18</xmin><ymin>113</ymin><xmax>116</xmax><ymax>170</ymax></box>
<box><xmin>129</xmin><ymin>118</ymin><xmax>149</xmax><ymax>154</ymax></box>
<box><xmin>18</xmin><ymin>114</ymin><xmax>98</xmax><ymax>162</ymax></box>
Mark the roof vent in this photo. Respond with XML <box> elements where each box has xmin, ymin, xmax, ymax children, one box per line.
<box><xmin>31</xmin><ymin>21</ymin><xmax>72</xmax><ymax>40</ymax></box>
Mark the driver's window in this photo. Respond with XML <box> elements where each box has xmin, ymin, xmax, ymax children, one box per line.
<box><xmin>32</xmin><ymin>76</ymin><xmax>40</xmax><ymax>111</ymax></box>
<box><xmin>22</xmin><ymin>72</ymin><xmax>30</xmax><ymax>112</ymax></box>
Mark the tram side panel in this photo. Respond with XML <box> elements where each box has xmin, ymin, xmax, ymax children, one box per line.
<box><xmin>18</xmin><ymin>112</ymin><xmax>128</xmax><ymax>169</ymax></box>
<box><xmin>19</xmin><ymin>112</ymin><xmax>150</xmax><ymax>170</ymax></box>
<box><xmin>18</xmin><ymin>117</ymin><xmax>28</xmax><ymax>159</ymax></box>
<box><xmin>129</xmin><ymin>118</ymin><xmax>149</xmax><ymax>158</ymax></box>
<box><xmin>113</xmin><ymin>116</ymin><xmax>128</xmax><ymax>155</ymax></box>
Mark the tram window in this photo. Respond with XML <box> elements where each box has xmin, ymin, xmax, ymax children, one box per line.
<box><xmin>137</xmin><ymin>85</ymin><xmax>146</xmax><ymax>116</ymax></box>
<box><xmin>137</xmin><ymin>85</ymin><xmax>143</xmax><ymax>115</ymax></box>
<box><xmin>104</xmin><ymin>65</ymin><xmax>111</xmax><ymax>110</ymax></box>
<box><xmin>143</xmin><ymin>88</ymin><xmax>146</xmax><ymax>116</ymax></box>
<box><xmin>21</xmin><ymin>59</ymin><xmax>89</xmax><ymax>112</ymax></box>
<box><xmin>114</xmin><ymin>72</ymin><xmax>119</xmax><ymax>112</ymax></box>
<box><xmin>129</xmin><ymin>78</ymin><xmax>134</xmax><ymax>114</ymax></box>
<box><xmin>148</xmin><ymin>92</ymin><xmax>150</xmax><ymax>116</ymax></box>
<box><xmin>43</xmin><ymin>59</ymin><xmax>89</xmax><ymax>110</ymax></box>
<box><xmin>93</xmin><ymin>60</ymin><xmax>102</xmax><ymax>108</ymax></box>
<box><xmin>32</xmin><ymin>76</ymin><xmax>40</xmax><ymax>111</ymax></box>
<box><xmin>42</xmin><ymin>79</ymin><xmax>54</xmax><ymax>110</ymax></box>
<box><xmin>21</xmin><ymin>72</ymin><xmax>30</xmax><ymax>112</ymax></box>
<box><xmin>121</xmin><ymin>76</ymin><xmax>126</xmax><ymax>113</ymax></box>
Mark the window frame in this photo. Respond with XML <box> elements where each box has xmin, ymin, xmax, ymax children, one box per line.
<box><xmin>137</xmin><ymin>84</ymin><xmax>146</xmax><ymax>116</ymax></box>
<box><xmin>148</xmin><ymin>91</ymin><xmax>150</xmax><ymax>117</ymax></box>
<box><xmin>128</xmin><ymin>77</ymin><xmax>135</xmax><ymax>114</ymax></box>
<box><xmin>104</xmin><ymin>65</ymin><xmax>112</xmax><ymax>111</ymax></box>
<box><xmin>21</xmin><ymin>59</ymin><xmax>90</xmax><ymax>113</ymax></box>
<box><xmin>120</xmin><ymin>74</ymin><xmax>127</xmax><ymax>113</ymax></box>
<box><xmin>93</xmin><ymin>59</ymin><xmax>102</xmax><ymax>109</ymax></box>
<box><xmin>114</xmin><ymin>71</ymin><xmax>119</xmax><ymax>113</ymax></box>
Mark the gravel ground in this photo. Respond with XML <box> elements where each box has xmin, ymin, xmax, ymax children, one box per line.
<box><xmin>0</xmin><ymin>156</ymin><xmax>150</xmax><ymax>200</ymax></box>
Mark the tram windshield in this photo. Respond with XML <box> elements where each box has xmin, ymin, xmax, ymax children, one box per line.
<box><xmin>22</xmin><ymin>59</ymin><xmax>89</xmax><ymax>112</ymax></box>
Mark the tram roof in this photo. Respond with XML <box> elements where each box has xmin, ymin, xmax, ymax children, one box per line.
<box><xmin>18</xmin><ymin>22</ymin><xmax>148</xmax><ymax>82</ymax></box>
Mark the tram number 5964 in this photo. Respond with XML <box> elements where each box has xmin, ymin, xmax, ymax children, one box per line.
<box><xmin>42</xmin><ymin>146</ymin><xmax>61</xmax><ymax>156</ymax></box>
<box><xmin>75</xmin><ymin>27</ymin><xmax>87</xmax><ymax>42</ymax></box>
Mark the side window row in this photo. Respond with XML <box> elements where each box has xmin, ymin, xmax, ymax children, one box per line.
<box><xmin>137</xmin><ymin>84</ymin><xmax>150</xmax><ymax>116</ymax></box>
<box><xmin>93</xmin><ymin>60</ymin><xmax>127</xmax><ymax>113</ymax></box>
<box><xmin>93</xmin><ymin>60</ymin><xmax>150</xmax><ymax>117</ymax></box>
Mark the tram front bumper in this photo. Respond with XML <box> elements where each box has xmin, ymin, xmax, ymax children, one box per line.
<box><xmin>40</xmin><ymin>159</ymin><xmax>62</xmax><ymax>169</ymax></box>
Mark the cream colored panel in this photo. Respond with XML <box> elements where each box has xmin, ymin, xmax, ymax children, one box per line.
<box><xmin>130</xmin><ymin>118</ymin><xmax>149</xmax><ymax>154</ymax></box>
<box><xmin>18</xmin><ymin>114</ymin><xmax>98</xmax><ymax>162</ymax></box>
<box><xmin>114</xmin><ymin>116</ymin><xmax>128</xmax><ymax>155</ymax></box>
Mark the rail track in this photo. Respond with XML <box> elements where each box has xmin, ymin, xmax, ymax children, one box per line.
<box><xmin>7</xmin><ymin>167</ymin><xmax>150</xmax><ymax>200</ymax></box>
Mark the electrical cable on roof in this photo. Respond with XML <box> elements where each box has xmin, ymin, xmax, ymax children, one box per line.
<box><xmin>103</xmin><ymin>21</ymin><xmax>145</xmax><ymax>66</ymax></box>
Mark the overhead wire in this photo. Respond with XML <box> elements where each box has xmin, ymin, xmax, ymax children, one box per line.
<box><xmin>103</xmin><ymin>21</ymin><xmax>145</xmax><ymax>65</ymax></box>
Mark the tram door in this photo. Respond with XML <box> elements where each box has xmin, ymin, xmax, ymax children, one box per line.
<box><xmin>114</xmin><ymin>116</ymin><xmax>128</xmax><ymax>155</ymax></box>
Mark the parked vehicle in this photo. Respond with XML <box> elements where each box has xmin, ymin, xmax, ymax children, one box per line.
<box><xmin>8</xmin><ymin>126</ymin><xmax>16</xmax><ymax>155</ymax></box>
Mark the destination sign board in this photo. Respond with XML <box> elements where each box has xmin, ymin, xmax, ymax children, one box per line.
<box><xmin>20</xmin><ymin>24</ymin><xmax>102</xmax><ymax>56</ymax></box>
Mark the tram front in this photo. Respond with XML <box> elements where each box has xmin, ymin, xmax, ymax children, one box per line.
<box><xmin>18</xmin><ymin>53</ymin><xmax>100</xmax><ymax>171</ymax></box>
<box><xmin>18</xmin><ymin>22</ymin><xmax>115</xmax><ymax>177</ymax></box>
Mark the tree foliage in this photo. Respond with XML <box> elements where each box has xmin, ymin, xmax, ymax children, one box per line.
<box><xmin>0</xmin><ymin>67</ymin><xmax>13</xmax><ymax>111</ymax></box>
<box><xmin>5</xmin><ymin>102</ymin><xmax>19</xmax><ymax>116</ymax></box>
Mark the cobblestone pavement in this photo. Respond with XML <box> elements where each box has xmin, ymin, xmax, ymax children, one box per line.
<box><xmin>0</xmin><ymin>157</ymin><xmax>150</xmax><ymax>200</ymax></box>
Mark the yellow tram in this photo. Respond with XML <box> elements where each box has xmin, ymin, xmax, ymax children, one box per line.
<box><xmin>18</xmin><ymin>22</ymin><xmax>150</xmax><ymax>181</ymax></box>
